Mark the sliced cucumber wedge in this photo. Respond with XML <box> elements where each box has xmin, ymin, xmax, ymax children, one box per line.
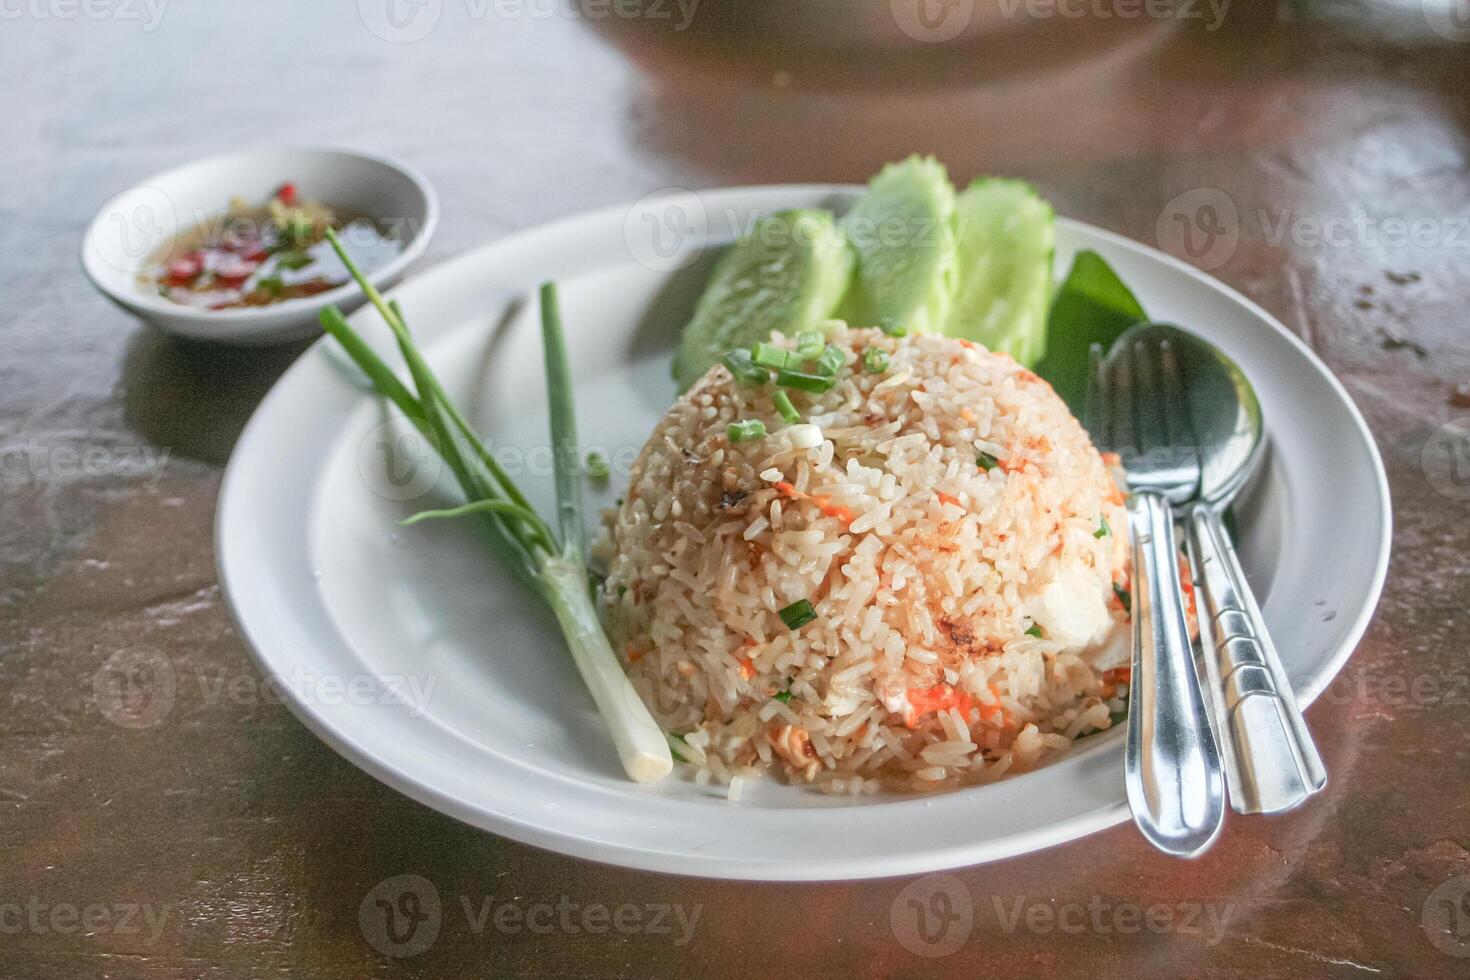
<box><xmin>839</xmin><ymin>155</ymin><xmax>957</xmax><ymax>335</ymax></box>
<box><xmin>673</xmin><ymin>209</ymin><xmax>853</xmax><ymax>391</ymax></box>
<box><xmin>943</xmin><ymin>178</ymin><xmax>1056</xmax><ymax>366</ymax></box>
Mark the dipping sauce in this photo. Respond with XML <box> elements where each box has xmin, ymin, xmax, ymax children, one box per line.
<box><xmin>144</xmin><ymin>183</ymin><xmax>403</xmax><ymax>310</ymax></box>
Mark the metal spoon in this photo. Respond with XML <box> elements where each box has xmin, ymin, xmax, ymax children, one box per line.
<box><xmin>1129</xmin><ymin>324</ymin><xmax>1327</xmax><ymax>815</ymax></box>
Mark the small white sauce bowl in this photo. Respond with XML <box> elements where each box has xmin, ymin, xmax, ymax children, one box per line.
<box><xmin>81</xmin><ymin>147</ymin><xmax>438</xmax><ymax>345</ymax></box>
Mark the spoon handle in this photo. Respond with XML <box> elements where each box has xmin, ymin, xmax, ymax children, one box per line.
<box><xmin>1124</xmin><ymin>491</ymin><xmax>1226</xmax><ymax>857</ymax></box>
<box><xmin>1186</xmin><ymin>503</ymin><xmax>1327</xmax><ymax>814</ymax></box>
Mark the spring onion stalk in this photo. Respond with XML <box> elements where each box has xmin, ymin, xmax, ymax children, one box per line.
<box><xmin>772</xmin><ymin>389</ymin><xmax>801</xmax><ymax>424</ymax></box>
<box><xmin>727</xmin><ymin>419</ymin><xmax>767</xmax><ymax>442</ymax></box>
<box><xmin>319</xmin><ymin>229</ymin><xmax>672</xmax><ymax>783</ymax></box>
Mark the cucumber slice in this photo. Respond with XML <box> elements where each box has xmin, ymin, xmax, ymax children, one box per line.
<box><xmin>673</xmin><ymin>209</ymin><xmax>853</xmax><ymax>391</ymax></box>
<box><xmin>839</xmin><ymin>156</ymin><xmax>957</xmax><ymax>335</ymax></box>
<box><xmin>943</xmin><ymin>178</ymin><xmax>1056</xmax><ymax>366</ymax></box>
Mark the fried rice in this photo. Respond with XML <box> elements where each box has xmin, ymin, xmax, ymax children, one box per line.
<box><xmin>597</xmin><ymin>326</ymin><xmax>1133</xmax><ymax>794</ymax></box>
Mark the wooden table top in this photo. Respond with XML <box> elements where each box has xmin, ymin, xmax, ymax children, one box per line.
<box><xmin>3</xmin><ymin>3</ymin><xmax>1468</xmax><ymax>977</ymax></box>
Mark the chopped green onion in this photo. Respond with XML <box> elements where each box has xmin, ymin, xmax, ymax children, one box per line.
<box><xmin>1113</xmin><ymin>582</ymin><xmax>1131</xmax><ymax>613</ymax></box>
<box><xmin>728</xmin><ymin>419</ymin><xmax>767</xmax><ymax>442</ymax></box>
<box><xmin>1024</xmin><ymin>623</ymin><xmax>1043</xmax><ymax>638</ymax></box>
<box><xmin>773</xmin><ymin>687</ymin><xmax>793</xmax><ymax>704</ymax></box>
<box><xmin>722</xmin><ymin>349</ymin><xmax>769</xmax><ymax>386</ymax></box>
<box><xmin>812</xmin><ymin>345</ymin><xmax>845</xmax><ymax>377</ymax></box>
<box><xmin>776</xmin><ymin>368</ymin><xmax>837</xmax><ymax>393</ymax></box>
<box><xmin>863</xmin><ymin>347</ymin><xmax>890</xmax><ymax>374</ymax></box>
<box><xmin>794</xmin><ymin>330</ymin><xmax>824</xmax><ymax>361</ymax></box>
<box><xmin>274</xmin><ymin>249</ymin><xmax>311</xmax><ymax>271</ymax></box>
<box><xmin>773</xmin><ymin>390</ymin><xmax>801</xmax><ymax>424</ymax></box>
<box><xmin>666</xmin><ymin>732</ymin><xmax>688</xmax><ymax>764</ymax></box>
<box><xmin>778</xmin><ymin>599</ymin><xmax>817</xmax><ymax>630</ymax></box>
<box><xmin>280</xmin><ymin>215</ymin><xmax>313</xmax><ymax>246</ymax></box>
<box><xmin>584</xmin><ymin>451</ymin><xmax>610</xmax><ymax>479</ymax></box>
<box><xmin>878</xmin><ymin>316</ymin><xmax>907</xmax><ymax>337</ymax></box>
<box><xmin>976</xmin><ymin>452</ymin><xmax>999</xmax><ymax>471</ymax></box>
<box><xmin>1094</xmin><ymin>515</ymin><xmax>1111</xmax><ymax>539</ymax></box>
<box><xmin>751</xmin><ymin>342</ymin><xmax>793</xmax><ymax>370</ymax></box>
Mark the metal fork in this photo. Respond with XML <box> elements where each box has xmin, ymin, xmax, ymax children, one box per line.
<box><xmin>1086</xmin><ymin>332</ymin><xmax>1226</xmax><ymax>858</ymax></box>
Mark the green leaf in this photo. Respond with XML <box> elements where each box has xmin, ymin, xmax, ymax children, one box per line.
<box><xmin>1033</xmin><ymin>250</ymin><xmax>1147</xmax><ymax>414</ymax></box>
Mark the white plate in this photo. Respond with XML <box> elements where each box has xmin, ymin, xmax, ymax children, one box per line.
<box><xmin>217</xmin><ymin>185</ymin><xmax>1390</xmax><ymax>880</ymax></box>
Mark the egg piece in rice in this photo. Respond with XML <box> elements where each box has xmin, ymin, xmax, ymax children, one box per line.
<box><xmin>600</xmin><ymin>326</ymin><xmax>1130</xmax><ymax>793</ymax></box>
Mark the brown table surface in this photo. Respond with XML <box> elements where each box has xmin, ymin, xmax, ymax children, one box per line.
<box><xmin>4</xmin><ymin>3</ymin><xmax>1469</xmax><ymax>977</ymax></box>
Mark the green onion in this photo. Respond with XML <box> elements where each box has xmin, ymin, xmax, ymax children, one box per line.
<box><xmin>772</xmin><ymin>390</ymin><xmax>801</xmax><ymax>424</ymax></box>
<box><xmin>1113</xmin><ymin>582</ymin><xmax>1131</xmax><ymax>613</ymax></box>
<box><xmin>751</xmin><ymin>342</ymin><xmax>793</xmax><ymax>370</ymax></box>
<box><xmin>1094</xmin><ymin>515</ymin><xmax>1111</xmax><ymax>539</ymax></box>
<box><xmin>773</xmin><ymin>687</ymin><xmax>793</xmax><ymax>704</ymax></box>
<box><xmin>274</xmin><ymin>249</ymin><xmax>311</xmax><ymax>271</ymax></box>
<box><xmin>722</xmin><ymin>349</ymin><xmax>769</xmax><ymax>386</ymax></box>
<box><xmin>776</xmin><ymin>368</ymin><xmax>836</xmax><ymax>394</ymax></box>
<box><xmin>1024</xmin><ymin>623</ymin><xmax>1043</xmax><ymax>638</ymax></box>
<box><xmin>778</xmin><ymin>599</ymin><xmax>817</xmax><ymax>630</ymax></box>
<box><xmin>280</xmin><ymin>215</ymin><xmax>313</xmax><ymax>247</ymax></box>
<box><xmin>728</xmin><ymin>419</ymin><xmax>767</xmax><ymax>442</ymax></box>
<box><xmin>317</xmin><ymin>229</ymin><xmax>671</xmax><ymax>784</ymax></box>
<box><xmin>976</xmin><ymin>452</ymin><xmax>998</xmax><ymax>471</ymax></box>
<box><xmin>584</xmin><ymin>451</ymin><xmax>610</xmax><ymax>480</ymax></box>
<box><xmin>863</xmin><ymin>347</ymin><xmax>889</xmax><ymax>374</ymax></box>
<box><xmin>812</xmin><ymin>345</ymin><xmax>845</xmax><ymax>377</ymax></box>
<box><xmin>793</xmin><ymin>330</ymin><xmax>824</xmax><ymax>361</ymax></box>
<box><xmin>878</xmin><ymin>316</ymin><xmax>907</xmax><ymax>337</ymax></box>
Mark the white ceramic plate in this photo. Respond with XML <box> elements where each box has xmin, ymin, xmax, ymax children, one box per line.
<box><xmin>217</xmin><ymin>185</ymin><xmax>1390</xmax><ymax>880</ymax></box>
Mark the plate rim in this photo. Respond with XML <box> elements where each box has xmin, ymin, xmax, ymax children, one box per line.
<box><xmin>216</xmin><ymin>184</ymin><xmax>1392</xmax><ymax>880</ymax></box>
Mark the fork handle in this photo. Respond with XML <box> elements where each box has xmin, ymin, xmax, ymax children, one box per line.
<box><xmin>1125</xmin><ymin>491</ymin><xmax>1225</xmax><ymax>857</ymax></box>
<box><xmin>1185</xmin><ymin>502</ymin><xmax>1327</xmax><ymax>814</ymax></box>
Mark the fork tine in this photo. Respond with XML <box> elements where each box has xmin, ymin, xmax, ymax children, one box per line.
<box><xmin>1111</xmin><ymin>341</ymin><xmax>1137</xmax><ymax>464</ymax></box>
<box><xmin>1084</xmin><ymin>342</ymin><xmax>1106</xmax><ymax>443</ymax></box>
<box><xmin>1131</xmin><ymin>337</ymin><xmax>1169</xmax><ymax>454</ymax></box>
<box><xmin>1157</xmin><ymin>339</ymin><xmax>1190</xmax><ymax>448</ymax></box>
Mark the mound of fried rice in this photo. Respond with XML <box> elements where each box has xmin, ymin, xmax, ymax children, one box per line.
<box><xmin>597</xmin><ymin>326</ymin><xmax>1132</xmax><ymax>795</ymax></box>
